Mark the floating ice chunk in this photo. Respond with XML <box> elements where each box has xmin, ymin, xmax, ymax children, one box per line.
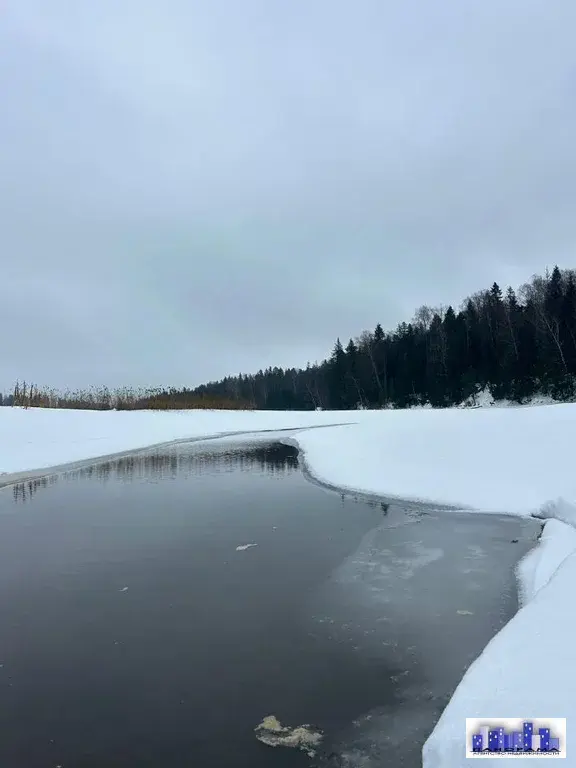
<box><xmin>236</xmin><ymin>543</ymin><xmax>258</xmax><ymax>551</ymax></box>
<box><xmin>255</xmin><ymin>715</ymin><xmax>323</xmax><ymax>757</ymax></box>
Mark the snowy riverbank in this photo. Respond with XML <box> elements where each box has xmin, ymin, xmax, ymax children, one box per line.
<box><xmin>1</xmin><ymin>403</ymin><xmax>575</xmax><ymax>765</ymax></box>
<box><xmin>0</xmin><ymin>406</ymin><xmax>353</xmax><ymax>477</ymax></box>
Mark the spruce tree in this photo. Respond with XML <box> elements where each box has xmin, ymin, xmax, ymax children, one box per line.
<box><xmin>561</xmin><ymin>272</ymin><xmax>576</xmax><ymax>373</ymax></box>
<box><xmin>328</xmin><ymin>339</ymin><xmax>348</xmax><ymax>408</ymax></box>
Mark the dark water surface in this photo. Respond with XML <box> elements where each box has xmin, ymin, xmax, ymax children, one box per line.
<box><xmin>0</xmin><ymin>438</ymin><xmax>539</xmax><ymax>767</ymax></box>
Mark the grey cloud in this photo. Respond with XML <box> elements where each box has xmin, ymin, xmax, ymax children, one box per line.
<box><xmin>2</xmin><ymin>1</ymin><xmax>576</xmax><ymax>390</ymax></box>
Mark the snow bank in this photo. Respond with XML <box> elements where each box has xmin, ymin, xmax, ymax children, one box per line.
<box><xmin>291</xmin><ymin>404</ymin><xmax>576</xmax><ymax>515</ymax></box>
<box><xmin>517</xmin><ymin>515</ymin><xmax>576</xmax><ymax>606</ymax></box>
<box><xmin>423</xmin><ymin>513</ymin><xmax>576</xmax><ymax>766</ymax></box>
<box><xmin>457</xmin><ymin>386</ymin><xmax>558</xmax><ymax>409</ymax></box>
<box><xmin>536</xmin><ymin>496</ymin><xmax>576</xmax><ymax>528</ymax></box>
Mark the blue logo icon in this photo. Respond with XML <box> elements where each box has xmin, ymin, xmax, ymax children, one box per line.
<box><xmin>472</xmin><ymin>722</ymin><xmax>559</xmax><ymax>753</ymax></box>
<box><xmin>466</xmin><ymin>718</ymin><xmax>566</xmax><ymax>758</ymax></box>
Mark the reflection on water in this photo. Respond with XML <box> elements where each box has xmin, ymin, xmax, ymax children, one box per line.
<box><xmin>12</xmin><ymin>474</ymin><xmax>58</xmax><ymax>503</ymax></box>
<box><xmin>10</xmin><ymin>442</ymin><xmax>299</xmax><ymax>504</ymax></box>
<box><xmin>9</xmin><ymin>447</ymin><xmax>401</xmax><ymax>516</ymax></box>
<box><xmin>0</xmin><ymin>439</ymin><xmax>391</xmax><ymax>768</ymax></box>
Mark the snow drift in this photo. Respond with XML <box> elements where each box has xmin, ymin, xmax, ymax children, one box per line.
<box><xmin>291</xmin><ymin>403</ymin><xmax>576</xmax><ymax>515</ymax></box>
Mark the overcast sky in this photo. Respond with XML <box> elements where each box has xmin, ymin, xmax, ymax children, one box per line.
<box><xmin>2</xmin><ymin>1</ymin><xmax>576</xmax><ymax>391</ymax></box>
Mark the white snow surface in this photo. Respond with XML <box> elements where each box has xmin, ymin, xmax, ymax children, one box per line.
<box><xmin>291</xmin><ymin>403</ymin><xmax>576</xmax><ymax>516</ymax></box>
<box><xmin>1</xmin><ymin>402</ymin><xmax>576</xmax><ymax>765</ymax></box>
<box><xmin>517</xmin><ymin>518</ymin><xmax>576</xmax><ymax>607</ymax></box>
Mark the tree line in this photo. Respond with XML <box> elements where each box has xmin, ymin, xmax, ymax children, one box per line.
<box><xmin>192</xmin><ymin>266</ymin><xmax>576</xmax><ymax>410</ymax></box>
<box><xmin>3</xmin><ymin>384</ymin><xmax>253</xmax><ymax>410</ymax></box>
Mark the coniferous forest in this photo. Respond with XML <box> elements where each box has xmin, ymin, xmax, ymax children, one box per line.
<box><xmin>192</xmin><ymin>266</ymin><xmax>576</xmax><ymax>410</ymax></box>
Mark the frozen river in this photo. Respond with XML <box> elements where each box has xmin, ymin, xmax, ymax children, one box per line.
<box><xmin>0</xmin><ymin>438</ymin><xmax>539</xmax><ymax>767</ymax></box>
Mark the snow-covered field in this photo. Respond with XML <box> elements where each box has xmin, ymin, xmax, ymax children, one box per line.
<box><xmin>1</xmin><ymin>402</ymin><xmax>575</xmax><ymax>765</ymax></box>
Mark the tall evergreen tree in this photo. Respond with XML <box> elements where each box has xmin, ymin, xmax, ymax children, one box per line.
<box><xmin>328</xmin><ymin>338</ymin><xmax>347</xmax><ymax>408</ymax></box>
<box><xmin>344</xmin><ymin>338</ymin><xmax>364</xmax><ymax>408</ymax></box>
<box><xmin>561</xmin><ymin>272</ymin><xmax>576</xmax><ymax>373</ymax></box>
<box><xmin>443</xmin><ymin>306</ymin><xmax>467</xmax><ymax>403</ymax></box>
